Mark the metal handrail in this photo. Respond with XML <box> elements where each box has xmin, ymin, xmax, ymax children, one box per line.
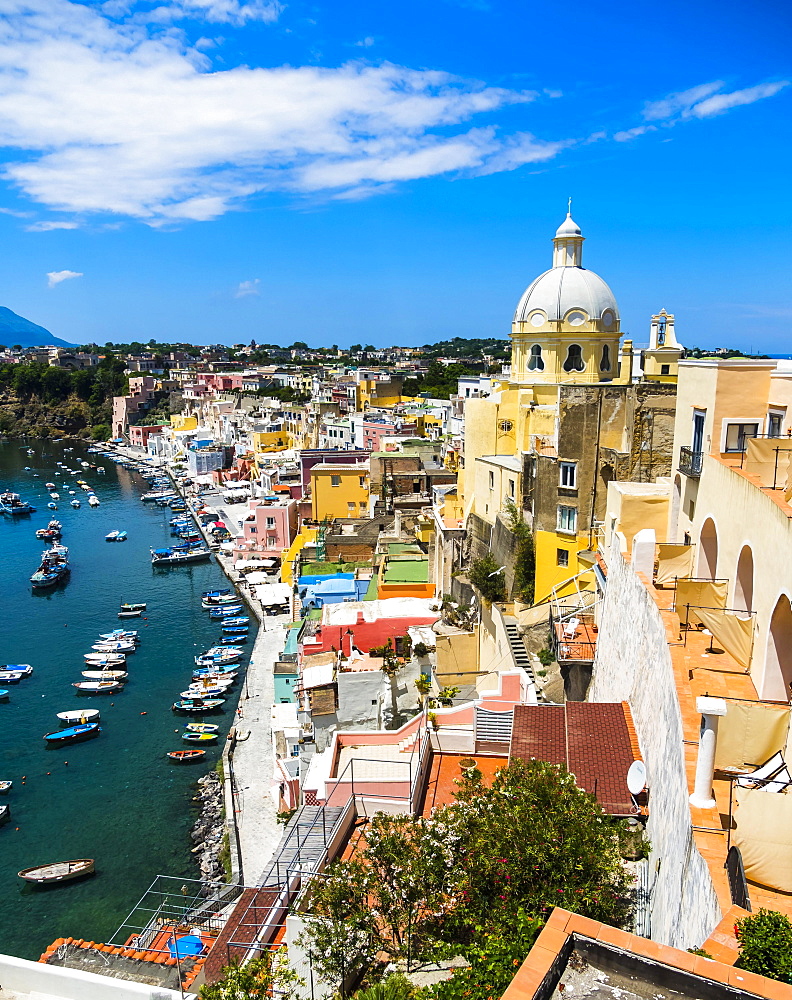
<box><xmin>679</xmin><ymin>446</ymin><xmax>703</xmax><ymax>477</ymax></box>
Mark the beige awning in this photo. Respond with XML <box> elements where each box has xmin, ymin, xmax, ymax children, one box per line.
<box><xmin>695</xmin><ymin>607</ymin><xmax>754</xmax><ymax>669</ymax></box>
<box><xmin>675</xmin><ymin>578</ymin><xmax>728</xmax><ymax>626</ymax></box>
<box><xmin>655</xmin><ymin>544</ymin><xmax>694</xmax><ymax>587</ymax></box>
<box><xmin>715</xmin><ymin>701</ymin><xmax>790</xmax><ymax>771</ymax></box>
<box><xmin>734</xmin><ymin>786</ymin><xmax>792</xmax><ymax>892</ymax></box>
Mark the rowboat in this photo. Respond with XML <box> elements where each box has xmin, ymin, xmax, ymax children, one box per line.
<box><xmin>18</xmin><ymin>859</ymin><xmax>95</xmax><ymax>884</ymax></box>
<box><xmin>172</xmin><ymin>698</ymin><xmax>224</xmax><ymax>713</ymax></box>
<box><xmin>81</xmin><ymin>670</ymin><xmax>128</xmax><ymax>681</ymax></box>
<box><xmin>0</xmin><ymin>804</ymin><xmax>10</xmax><ymax>825</ymax></box>
<box><xmin>222</xmin><ymin>625</ymin><xmax>249</xmax><ymax>633</ymax></box>
<box><xmin>193</xmin><ymin>666</ymin><xmax>238</xmax><ymax>680</ymax></box>
<box><xmin>167</xmin><ymin>749</ymin><xmax>206</xmax><ymax>763</ymax></box>
<box><xmin>181</xmin><ymin>685</ymin><xmax>229</xmax><ymax>699</ymax></box>
<box><xmin>73</xmin><ymin>681</ymin><xmax>122</xmax><ymax>694</ymax></box>
<box><xmin>0</xmin><ymin>780</ymin><xmax>12</xmax><ymax>793</ymax></box>
<box><xmin>0</xmin><ymin>666</ymin><xmax>33</xmax><ymax>683</ymax></box>
<box><xmin>182</xmin><ymin>732</ymin><xmax>218</xmax><ymax>743</ymax></box>
<box><xmin>84</xmin><ymin>653</ymin><xmax>125</xmax><ymax>665</ymax></box>
<box><xmin>219</xmin><ymin>635</ymin><xmax>248</xmax><ymax>645</ymax></box>
<box><xmin>202</xmin><ymin>589</ymin><xmax>231</xmax><ymax>598</ymax></box>
<box><xmin>105</xmin><ymin>531</ymin><xmax>120</xmax><ymax>541</ymax></box>
<box><xmin>44</xmin><ymin>723</ymin><xmax>101</xmax><ymax>744</ymax></box>
<box><xmin>0</xmin><ymin>690</ymin><xmax>9</xmax><ymax>701</ymax></box>
<box><xmin>98</xmin><ymin>630</ymin><xmax>138</xmax><ymax>641</ymax></box>
<box><xmin>118</xmin><ymin>610</ymin><xmax>142</xmax><ymax>619</ymax></box>
<box><xmin>208</xmin><ymin>606</ymin><xmax>244</xmax><ymax>618</ymax></box>
<box><xmin>120</xmin><ymin>602</ymin><xmax>146</xmax><ymax>612</ymax></box>
<box><xmin>185</xmin><ymin>722</ymin><xmax>219</xmax><ymax>733</ymax></box>
<box><xmin>57</xmin><ymin>709</ymin><xmax>100</xmax><ymax>725</ymax></box>
<box><xmin>220</xmin><ymin>616</ymin><xmax>250</xmax><ymax>626</ymax></box>
<box><xmin>91</xmin><ymin>641</ymin><xmax>135</xmax><ymax>653</ymax></box>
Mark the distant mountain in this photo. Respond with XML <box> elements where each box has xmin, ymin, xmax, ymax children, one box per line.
<box><xmin>0</xmin><ymin>307</ymin><xmax>74</xmax><ymax>348</ymax></box>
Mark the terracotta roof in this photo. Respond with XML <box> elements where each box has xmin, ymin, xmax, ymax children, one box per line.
<box><xmin>510</xmin><ymin>703</ymin><xmax>638</xmax><ymax>815</ymax></box>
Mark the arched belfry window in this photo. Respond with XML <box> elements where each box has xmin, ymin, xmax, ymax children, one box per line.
<box><xmin>563</xmin><ymin>344</ymin><xmax>585</xmax><ymax>373</ymax></box>
<box><xmin>600</xmin><ymin>345</ymin><xmax>611</xmax><ymax>371</ymax></box>
<box><xmin>527</xmin><ymin>344</ymin><xmax>544</xmax><ymax>371</ymax></box>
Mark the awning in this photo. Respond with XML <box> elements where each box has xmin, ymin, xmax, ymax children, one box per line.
<box><xmin>254</xmin><ymin>582</ymin><xmax>292</xmax><ymax>606</ymax></box>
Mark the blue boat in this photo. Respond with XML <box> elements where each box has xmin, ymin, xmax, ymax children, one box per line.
<box><xmin>43</xmin><ymin>723</ymin><xmax>101</xmax><ymax>745</ymax></box>
<box><xmin>202</xmin><ymin>589</ymin><xmax>231</xmax><ymax>598</ymax></box>
<box><xmin>208</xmin><ymin>606</ymin><xmax>243</xmax><ymax>618</ymax></box>
<box><xmin>0</xmin><ymin>492</ymin><xmax>36</xmax><ymax>516</ymax></box>
<box><xmin>0</xmin><ymin>690</ymin><xmax>9</xmax><ymax>701</ymax></box>
<box><xmin>221</xmin><ymin>624</ymin><xmax>249</xmax><ymax>632</ymax></box>
<box><xmin>219</xmin><ymin>635</ymin><xmax>248</xmax><ymax>644</ymax></box>
<box><xmin>221</xmin><ymin>616</ymin><xmax>250</xmax><ymax>626</ymax></box>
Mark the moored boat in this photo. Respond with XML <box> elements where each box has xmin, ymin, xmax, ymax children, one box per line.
<box><xmin>185</xmin><ymin>722</ymin><xmax>219</xmax><ymax>733</ymax></box>
<box><xmin>18</xmin><ymin>858</ymin><xmax>95</xmax><ymax>884</ymax></box>
<box><xmin>57</xmin><ymin>709</ymin><xmax>100</xmax><ymax>725</ymax></box>
<box><xmin>120</xmin><ymin>602</ymin><xmax>146</xmax><ymax>612</ymax></box>
<box><xmin>167</xmin><ymin>749</ymin><xmax>206</xmax><ymax>763</ymax></box>
<box><xmin>0</xmin><ymin>492</ymin><xmax>36</xmax><ymax>515</ymax></box>
<box><xmin>30</xmin><ymin>544</ymin><xmax>69</xmax><ymax>589</ymax></box>
<box><xmin>0</xmin><ymin>804</ymin><xmax>9</xmax><ymax>826</ymax></box>
<box><xmin>118</xmin><ymin>610</ymin><xmax>142</xmax><ymax>618</ymax></box>
<box><xmin>70</xmin><ymin>499</ymin><xmax>80</xmax><ymax>508</ymax></box>
<box><xmin>91</xmin><ymin>641</ymin><xmax>135</xmax><ymax>652</ymax></box>
<box><xmin>152</xmin><ymin>546</ymin><xmax>211</xmax><ymax>566</ymax></box>
<box><xmin>44</xmin><ymin>723</ymin><xmax>101</xmax><ymax>744</ymax></box>
<box><xmin>0</xmin><ymin>689</ymin><xmax>9</xmax><ymax>701</ymax></box>
<box><xmin>208</xmin><ymin>605</ymin><xmax>244</xmax><ymax>617</ymax></box>
<box><xmin>172</xmin><ymin>698</ymin><xmax>224</xmax><ymax>713</ymax></box>
<box><xmin>0</xmin><ymin>664</ymin><xmax>33</xmax><ymax>680</ymax></box>
<box><xmin>0</xmin><ymin>780</ymin><xmax>12</xmax><ymax>793</ymax></box>
<box><xmin>182</xmin><ymin>731</ymin><xmax>218</xmax><ymax>743</ymax></box>
<box><xmin>105</xmin><ymin>531</ymin><xmax>120</xmax><ymax>541</ymax></box>
<box><xmin>73</xmin><ymin>681</ymin><xmax>122</xmax><ymax>694</ymax></box>
<box><xmin>84</xmin><ymin>653</ymin><xmax>125</xmax><ymax>665</ymax></box>
<box><xmin>81</xmin><ymin>670</ymin><xmax>128</xmax><ymax>681</ymax></box>
<box><xmin>88</xmin><ymin>496</ymin><xmax>100</xmax><ymax>507</ymax></box>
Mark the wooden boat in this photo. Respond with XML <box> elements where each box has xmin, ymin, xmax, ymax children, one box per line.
<box><xmin>91</xmin><ymin>641</ymin><xmax>135</xmax><ymax>653</ymax></box>
<box><xmin>193</xmin><ymin>666</ymin><xmax>238</xmax><ymax>680</ymax></box>
<box><xmin>181</xmin><ymin>684</ymin><xmax>229</xmax><ymax>699</ymax></box>
<box><xmin>172</xmin><ymin>698</ymin><xmax>224</xmax><ymax>713</ymax></box>
<box><xmin>0</xmin><ymin>666</ymin><xmax>33</xmax><ymax>683</ymax></box>
<box><xmin>73</xmin><ymin>681</ymin><xmax>121</xmax><ymax>694</ymax></box>
<box><xmin>202</xmin><ymin>594</ymin><xmax>241</xmax><ymax>606</ymax></box>
<box><xmin>81</xmin><ymin>670</ymin><xmax>128</xmax><ymax>681</ymax></box>
<box><xmin>118</xmin><ymin>610</ymin><xmax>142</xmax><ymax>619</ymax></box>
<box><xmin>182</xmin><ymin>731</ymin><xmax>218</xmax><ymax>743</ymax></box>
<box><xmin>167</xmin><ymin>749</ymin><xmax>206</xmax><ymax>763</ymax></box>
<box><xmin>84</xmin><ymin>653</ymin><xmax>125</xmax><ymax>665</ymax></box>
<box><xmin>105</xmin><ymin>531</ymin><xmax>120</xmax><ymax>541</ymax></box>
<box><xmin>185</xmin><ymin>722</ymin><xmax>219</xmax><ymax>733</ymax></box>
<box><xmin>57</xmin><ymin>709</ymin><xmax>100</xmax><ymax>725</ymax></box>
<box><xmin>44</xmin><ymin>723</ymin><xmax>101</xmax><ymax>744</ymax></box>
<box><xmin>120</xmin><ymin>602</ymin><xmax>146</xmax><ymax>612</ymax></box>
<box><xmin>98</xmin><ymin>630</ymin><xmax>138</xmax><ymax>641</ymax></box>
<box><xmin>152</xmin><ymin>546</ymin><xmax>211</xmax><ymax>566</ymax></box>
<box><xmin>18</xmin><ymin>858</ymin><xmax>95</xmax><ymax>884</ymax></box>
<box><xmin>0</xmin><ymin>780</ymin><xmax>12</xmax><ymax>793</ymax></box>
<box><xmin>208</xmin><ymin>606</ymin><xmax>244</xmax><ymax>617</ymax></box>
<box><xmin>221</xmin><ymin>616</ymin><xmax>250</xmax><ymax>626</ymax></box>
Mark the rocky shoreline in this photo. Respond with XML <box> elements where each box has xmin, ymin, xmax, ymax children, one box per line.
<box><xmin>191</xmin><ymin>772</ymin><xmax>229</xmax><ymax>889</ymax></box>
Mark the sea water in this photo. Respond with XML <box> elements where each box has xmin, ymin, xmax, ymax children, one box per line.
<box><xmin>0</xmin><ymin>439</ymin><xmax>242</xmax><ymax>959</ymax></box>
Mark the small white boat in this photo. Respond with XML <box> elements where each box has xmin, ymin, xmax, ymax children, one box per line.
<box><xmin>82</xmin><ymin>670</ymin><xmax>128</xmax><ymax>681</ymax></box>
<box><xmin>118</xmin><ymin>610</ymin><xmax>142</xmax><ymax>619</ymax></box>
<box><xmin>19</xmin><ymin>859</ymin><xmax>95</xmax><ymax>884</ymax></box>
<box><xmin>83</xmin><ymin>654</ymin><xmax>125</xmax><ymax>665</ymax></box>
<box><xmin>98</xmin><ymin>630</ymin><xmax>138</xmax><ymax>641</ymax></box>
<box><xmin>57</xmin><ymin>709</ymin><xmax>100</xmax><ymax>725</ymax></box>
<box><xmin>91</xmin><ymin>641</ymin><xmax>135</xmax><ymax>653</ymax></box>
<box><xmin>73</xmin><ymin>680</ymin><xmax>122</xmax><ymax>694</ymax></box>
<box><xmin>88</xmin><ymin>496</ymin><xmax>100</xmax><ymax>507</ymax></box>
<box><xmin>71</xmin><ymin>500</ymin><xmax>80</xmax><ymax>508</ymax></box>
<box><xmin>49</xmin><ymin>492</ymin><xmax>59</xmax><ymax>500</ymax></box>
<box><xmin>0</xmin><ymin>780</ymin><xmax>12</xmax><ymax>794</ymax></box>
<box><xmin>105</xmin><ymin>531</ymin><xmax>120</xmax><ymax>541</ymax></box>
<box><xmin>47</xmin><ymin>502</ymin><xmax>57</xmax><ymax>510</ymax></box>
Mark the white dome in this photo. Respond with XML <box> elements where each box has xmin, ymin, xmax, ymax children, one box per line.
<box><xmin>513</xmin><ymin>266</ymin><xmax>619</xmax><ymax>325</ymax></box>
<box><xmin>555</xmin><ymin>213</ymin><xmax>581</xmax><ymax>237</ymax></box>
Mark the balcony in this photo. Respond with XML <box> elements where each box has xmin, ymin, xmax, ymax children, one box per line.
<box><xmin>679</xmin><ymin>446</ymin><xmax>703</xmax><ymax>478</ymax></box>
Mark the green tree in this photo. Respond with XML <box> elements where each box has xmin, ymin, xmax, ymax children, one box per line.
<box><xmin>736</xmin><ymin>909</ymin><xmax>792</xmax><ymax>982</ymax></box>
<box><xmin>91</xmin><ymin>423</ymin><xmax>111</xmax><ymax>440</ymax></box>
<box><xmin>469</xmin><ymin>554</ymin><xmax>506</xmax><ymax>604</ymax></box>
<box><xmin>200</xmin><ymin>952</ymin><xmax>302</xmax><ymax>1000</ymax></box>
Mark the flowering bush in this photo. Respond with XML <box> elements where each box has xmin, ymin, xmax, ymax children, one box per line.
<box><xmin>735</xmin><ymin>909</ymin><xmax>792</xmax><ymax>982</ymax></box>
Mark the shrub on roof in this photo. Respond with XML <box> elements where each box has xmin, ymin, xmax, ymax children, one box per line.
<box><xmin>735</xmin><ymin>909</ymin><xmax>792</xmax><ymax>982</ymax></box>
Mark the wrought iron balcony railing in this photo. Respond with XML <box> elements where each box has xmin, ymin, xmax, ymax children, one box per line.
<box><xmin>679</xmin><ymin>446</ymin><xmax>703</xmax><ymax>477</ymax></box>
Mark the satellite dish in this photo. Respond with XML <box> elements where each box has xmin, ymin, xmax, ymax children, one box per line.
<box><xmin>627</xmin><ymin>760</ymin><xmax>647</xmax><ymax>795</ymax></box>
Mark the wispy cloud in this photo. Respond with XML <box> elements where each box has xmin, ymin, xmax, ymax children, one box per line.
<box><xmin>234</xmin><ymin>278</ymin><xmax>260</xmax><ymax>297</ymax></box>
<box><xmin>47</xmin><ymin>269</ymin><xmax>83</xmax><ymax>287</ymax></box>
<box><xmin>642</xmin><ymin>82</ymin><xmax>725</xmax><ymax>121</ymax></box>
<box><xmin>685</xmin><ymin>81</ymin><xmax>789</xmax><ymax>118</ymax></box>
<box><xmin>27</xmin><ymin>220</ymin><xmax>80</xmax><ymax>231</ymax></box>
<box><xmin>354</xmin><ymin>37</ymin><xmax>375</xmax><ymax>48</ymax></box>
<box><xmin>613</xmin><ymin>124</ymin><xmax>657</xmax><ymax>142</ymax></box>
<box><xmin>102</xmin><ymin>0</ymin><xmax>282</xmax><ymax>25</ymax></box>
<box><xmin>642</xmin><ymin>79</ymin><xmax>788</xmax><ymax>123</ymax></box>
<box><xmin>0</xmin><ymin>0</ymin><xmax>543</xmax><ymax>224</ymax></box>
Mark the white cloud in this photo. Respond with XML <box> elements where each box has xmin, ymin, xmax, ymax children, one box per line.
<box><xmin>354</xmin><ymin>37</ymin><xmax>375</xmax><ymax>48</ymax></box>
<box><xmin>642</xmin><ymin>79</ymin><xmax>788</xmax><ymax>123</ymax></box>
<box><xmin>613</xmin><ymin>124</ymin><xmax>657</xmax><ymax>142</ymax></box>
<box><xmin>234</xmin><ymin>278</ymin><xmax>260</xmax><ymax>297</ymax></box>
<box><xmin>139</xmin><ymin>0</ymin><xmax>282</xmax><ymax>26</ymax></box>
<box><xmin>27</xmin><ymin>220</ymin><xmax>79</xmax><ymax>231</ymax></box>
<box><xmin>47</xmin><ymin>269</ymin><xmax>83</xmax><ymax>287</ymax></box>
<box><xmin>686</xmin><ymin>81</ymin><xmax>789</xmax><ymax>118</ymax></box>
<box><xmin>0</xmin><ymin>0</ymin><xmax>544</xmax><ymax>223</ymax></box>
<box><xmin>642</xmin><ymin>81</ymin><xmax>724</xmax><ymax>121</ymax></box>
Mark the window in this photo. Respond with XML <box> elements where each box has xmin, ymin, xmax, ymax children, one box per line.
<box><xmin>267</xmin><ymin>536</ymin><xmax>277</xmax><ymax>548</ymax></box>
<box><xmin>559</xmin><ymin>462</ymin><xmax>577</xmax><ymax>489</ymax></box>
<box><xmin>600</xmin><ymin>345</ymin><xmax>611</xmax><ymax>372</ymax></box>
<box><xmin>563</xmin><ymin>344</ymin><xmax>585</xmax><ymax>373</ymax></box>
<box><xmin>347</xmin><ymin>502</ymin><xmax>356</xmax><ymax>512</ymax></box>
<box><xmin>331</xmin><ymin>475</ymin><xmax>341</xmax><ymax>486</ymax></box>
<box><xmin>768</xmin><ymin>411</ymin><xmax>785</xmax><ymax>437</ymax></box>
<box><xmin>508</xmin><ymin>478</ymin><xmax>515</xmax><ymax>498</ymax></box>
<box><xmin>692</xmin><ymin>410</ymin><xmax>705</xmax><ymax>453</ymax></box>
<box><xmin>488</xmin><ymin>471</ymin><xmax>494</xmax><ymax>490</ymax></box>
<box><xmin>359</xmin><ymin>476</ymin><xmax>366</xmax><ymax>487</ymax></box>
<box><xmin>557</xmin><ymin>505</ymin><xmax>577</xmax><ymax>533</ymax></box>
<box><xmin>249</xmin><ymin>526</ymin><xmax>257</xmax><ymax>534</ymax></box>
<box><xmin>359</xmin><ymin>501</ymin><xmax>367</xmax><ymax>511</ymax></box>
<box><xmin>266</xmin><ymin>517</ymin><xmax>275</xmax><ymax>528</ymax></box>
<box><xmin>725</xmin><ymin>422</ymin><xmax>758</xmax><ymax>453</ymax></box>
<box><xmin>527</xmin><ymin>344</ymin><xmax>544</xmax><ymax>371</ymax></box>
<box><xmin>557</xmin><ymin>548</ymin><xmax>569</xmax><ymax>567</ymax></box>
<box><xmin>660</xmin><ymin>364</ymin><xmax>670</xmax><ymax>375</ymax></box>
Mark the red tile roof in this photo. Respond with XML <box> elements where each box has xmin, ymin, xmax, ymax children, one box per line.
<box><xmin>510</xmin><ymin>703</ymin><xmax>638</xmax><ymax>815</ymax></box>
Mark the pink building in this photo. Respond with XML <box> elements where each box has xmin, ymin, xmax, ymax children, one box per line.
<box><xmin>129</xmin><ymin>424</ymin><xmax>167</xmax><ymax>448</ymax></box>
<box><xmin>361</xmin><ymin>420</ymin><xmax>398</xmax><ymax>451</ymax></box>
<box><xmin>111</xmin><ymin>376</ymin><xmax>157</xmax><ymax>440</ymax></box>
<box><xmin>239</xmin><ymin>497</ymin><xmax>298</xmax><ymax>555</ymax></box>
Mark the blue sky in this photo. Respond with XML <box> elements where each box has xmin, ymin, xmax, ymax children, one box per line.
<box><xmin>0</xmin><ymin>0</ymin><xmax>789</xmax><ymax>350</ymax></box>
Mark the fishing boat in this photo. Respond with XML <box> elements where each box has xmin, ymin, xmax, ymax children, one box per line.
<box><xmin>151</xmin><ymin>546</ymin><xmax>211</xmax><ymax>566</ymax></box>
<box><xmin>70</xmin><ymin>499</ymin><xmax>80</xmax><ymax>508</ymax></box>
<box><xmin>0</xmin><ymin>492</ymin><xmax>36</xmax><ymax>515</ymax></box>
<box><xmin>81</xmin><ymin>670</ymin><xmax>128</xmax><ymax>681</ymax></box>
<box><xmin>219</xmin><ymin>634</ymin><xmax>249</xmax><ymax>645</ymax></box>
<box><xmin>57</xmin><ymin>709</ymin><xmax>100</xmax><ymax>725</ymax></box>
<box><xmin>185</xmin><ymin>722</ymin><xmax>219</xmax><ymax>733</ymax></box>
<box><xmin>73</xmin><ymin>681</ymin><xmax>122</xmax><ymax>694</ymax></box>
<box><xmin>0</xmin><ymin>780</ymin><xmax>12</xmax><ymax>793</ymax></box>
<box><xmin>120</xmin><ymin>602</ymin><xmax>146</xmax><ymax>612</ymax></box>
<box><xmin>118</xmin><ymin>609</ymin><xmax>142</xmax><ymax>619</ymax></box>
<box><xmin>182</xmin><ymin>731</ymin><xmax>218</xmax><ymax>744</ymax></box>
<box><xmin>105</xmin><ymin>531</ymin><xmax>120</xmax><ymax>541</ymax></box>
<box><xmin>49</xmin><ymin>492</ymin><xmax>60</xmax><ymax>500</ymax></box>
<box><xmin>30</xmin><ymin>544</ymin><xmax>70</xmax><ymax>589</ymax></box>
<box><xmin>0</xmin><ymin>664</ymin><xmax>33</xmax><ymax>679</ymax></box>
<box><xmin>192</xmin><ymin>669</ymin><xmax>238</xmax><ymax>684</ymax></box>
<box><xmin>97</xmin><ymin>467</ymin><xmax>106</xmax><ymax>474</ymax></box>
<box><xmin>91</xmin><ymin>641</ymin><xmax>135</xmax><ymax>652</ymax></box>
<box><xmin>167</xmin><ymin>749</ymin><xmax>206</xmax><ymax>763</ymax></box>
<box><xmin>88</xmin><ymin>496</ymin><xmax>100</xmax><ymax>507</ymax></box>
<box><xmin>202</xmin><ymin>588</ymin><xmax>231</xmax><ymax>598</ymax></box>
<box><xmin>195</xmin><ymin>649</ymin><xmax>243</xmax><ymax>667</ymax></box>
<box><xmin>45</xmin><ymin>482</ymin><xmax>56</xmax><ymax>490</ymax></box>
<box><xmin>202</xmin><ymin>593</ymin><xmax>241</xmax><ymax>606</ymax></box>
<box><xmin>18</xmin><ymin>859</ymin><xmax>95</xmax><ymax>884</ymax></box>
<box><xmin>181</xmin><ymin>682</ymin><xmax>233</xmax><ymax>698</ymax></box>
<box><xmin>44</xmin><ymin>723</ymin><xmax>101</xmax><ymax>744</ymax></box>
<box><xmin>172</xmin><ymin>698</ymin><xmax>224</xmax><ymax>713</ymax></box>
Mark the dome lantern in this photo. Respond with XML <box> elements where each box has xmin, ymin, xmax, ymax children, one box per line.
<box><xmin>552</xmin><ymin>211</ymin><xmax>584</xmax><ymax>268</ymax></box>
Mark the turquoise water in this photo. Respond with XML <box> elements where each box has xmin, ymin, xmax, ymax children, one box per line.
<box><xmin>0</xmin><ymin>440</ymin><xmax>245</xmax><ymax>960</ymax></box>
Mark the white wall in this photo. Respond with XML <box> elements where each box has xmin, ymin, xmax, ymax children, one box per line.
<box><xmin>0</xmin><ymin>953</ymin><xmax>186</xmax><ymax>1000</ymax></box>
<box><xmin>588</xmin><ymin>544</ymin><xmax>722</xmax><ymax>949</ymax></box>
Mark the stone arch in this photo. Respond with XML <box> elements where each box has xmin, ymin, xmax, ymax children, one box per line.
<box><xmin>764</xmin><ymin>595</ymin><xmax>792</xmax><ymax>702</ymax></box>
<box><xmin>734</xmin><ymin>544</ymin><xmax>754</xmax><ymax>613</ymax></box>
<box><xmin>698</xmin><ymin>517</ymin><xmax>718</xmax><ymax>578</ymax></box>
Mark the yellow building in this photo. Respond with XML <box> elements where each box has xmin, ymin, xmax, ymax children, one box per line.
<box><xmin>253</xmin><ymin>429</ymin><xmax>291</xmax><ymax>454</ymax></box>
<box><xmin>357</xmin><ymin>377</ymin><xmax>403</xmax><ymax>411</ymax></box>
<box><xmin>462</xmin><ymin>212</ymin><xmax>678</xmax><ymax>602</ymax></box>
<box><xmin>642</xmin><ymin>310</ymin><xmax>684</xmax><ymax>383</ymax></box>
<box><xmin>310</xmin><ymin>463</ymin><xmax>370</xmax><ymax>521</ymax></box>
<box><xmin>170</xmin><ymin>414</ymin><xmax>198</xmax><ymax>431</ymax></box>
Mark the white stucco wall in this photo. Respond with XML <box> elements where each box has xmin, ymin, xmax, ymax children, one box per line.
<box><xmin>588</xmin><ymin>545</ymin><xmax>722</xmax><ymax>949</ymax></box>
<box><xmin>0</xmin><ymin>953</ymin><xmax>185</xmax><ymax>1000</ymax></box>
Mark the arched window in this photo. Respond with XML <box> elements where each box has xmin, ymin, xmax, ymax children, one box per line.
<box><xmin>600</xmin><ymin>345</ymin><xmax>611</xmax><ymax>371</ymax></box>
<box><xmin>698</xmin><ymin>517</ymin><xmax>718</xmax><ymax>578</ymax></box>
<box><xmin>563</xmin><ymin>344</ymin><xmax>585</xmax><ymax>373</ymax></box>
<box><xmin>764</xmin><ymin>596</ymin><xmax>792</xmax><ymax>702</ymax></box>
<box><xmin>527</xmin><ymin>344</ymin><xmax>544</xmax><ymax>371</ymax></box>
<box><xmin>734</xmin><ymin>545</ymin><xmax>754</xmax><ymax>613</ymax></box>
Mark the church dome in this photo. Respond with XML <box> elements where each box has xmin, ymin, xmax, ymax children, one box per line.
<box><xmin>555</xmin><ymin>213</ymin><xmax>582</xmax><ymax>238</ymax></box>
<box><xmin>513</xmin><ymin>266</ymin><xmax>619</xmax><ymax>325</ymax></box>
